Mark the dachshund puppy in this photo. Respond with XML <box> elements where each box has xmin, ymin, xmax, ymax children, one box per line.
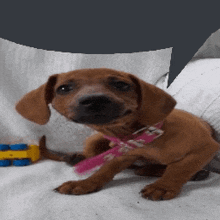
<box><xmin>16</xmin><ymin>68</ymin><xmax>219</xmax><ymax>200</ymax></box>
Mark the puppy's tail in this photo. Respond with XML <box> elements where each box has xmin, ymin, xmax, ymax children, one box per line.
<box><xmin>39</xmin><ymin>136</ymin><xmax>85</xmax><ymax>165</ymax></box>
<box><xmin>39</xmin><ymin>135</ymin><xmax>69</xmax><ymax>162</ymax></box>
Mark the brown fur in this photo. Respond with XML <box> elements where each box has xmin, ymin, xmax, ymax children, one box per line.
<box><xmin>16</xmin><ymin>68</ymin><xmax>219</xmax><ymax>200</ymax></box>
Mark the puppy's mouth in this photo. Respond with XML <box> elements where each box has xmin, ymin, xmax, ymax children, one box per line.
<box><xmin>71</xmin><ymin>109</ymin><xmax>132</xmax><ymax>125</ymax></box>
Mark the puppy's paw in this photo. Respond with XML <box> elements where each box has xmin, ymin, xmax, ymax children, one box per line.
<box><xmin>140</xmin><ymin>183</ymin><xmax>181</xmax><ymax>201</ymax></box>
<box><xmin>54</xmin><ymin>180</ymin><xmax>102</xmax><ymax>195</ymax></box>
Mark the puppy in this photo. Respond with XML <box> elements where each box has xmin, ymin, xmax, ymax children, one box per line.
<box><xmin>16</xmin><ymin>68</ymin><xmax>219</xmax><ymax>200</ymax></box>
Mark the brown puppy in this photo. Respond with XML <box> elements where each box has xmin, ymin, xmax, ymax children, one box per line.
<box><xmin>16</xmin><ymin>68</ymin><xmax>219</xmax><ymax>200</ymax></box>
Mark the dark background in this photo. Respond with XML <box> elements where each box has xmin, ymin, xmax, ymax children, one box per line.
<box><xmin>0</xmin><ymin>1</ymin><xmax>219</xmax><ymax>86</ymax></box>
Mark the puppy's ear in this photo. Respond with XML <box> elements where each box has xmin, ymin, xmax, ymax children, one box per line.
<box><xmin>15</xmin><ymin>75</ymin><xmax>58</xmax><ymax>125</ymax></box>
<box><xmin>129</xmin><ymin>74</ymin><xmax>176</xmax><ymax>125</ymax></box>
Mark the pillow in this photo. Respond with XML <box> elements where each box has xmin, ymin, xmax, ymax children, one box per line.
<box><xmin>167</xmin><ymin>58</ymin><xmax>220</xmax><ymax>172</ymax></box>
<box><xmin>167</xmin><ymin>59</ymin><xmax>220</xmax><ymax>138</ymax></box>
<box><xmin>193</xmin><ymin>29</ymin><xmax>220</xmax><ymax>59</ymax></box>
<box><xmin>0</xmin><ymin>38</ymin><xmax>172</xmax><ymax>152</ymax></box>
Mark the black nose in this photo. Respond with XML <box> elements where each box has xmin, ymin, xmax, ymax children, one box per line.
<box><xmin>78</xmin><ymin>94</ymin><xmax>112</xmax><ymax>113</ymax></box>
<box><xmin>73</xmin><ymin>94</ymin><xmax>122</xmax><ymax>124</ymax></box>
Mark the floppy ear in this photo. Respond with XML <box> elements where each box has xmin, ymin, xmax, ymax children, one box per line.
<box><xmin>15</xmin><ymin>75</ymin><xmax>58</xmax><ymax>125</ymax></box>
<box><xmin>129</xmin><ymin>74</ymin><xmax>176</xmax><ymax>125</ymax></box>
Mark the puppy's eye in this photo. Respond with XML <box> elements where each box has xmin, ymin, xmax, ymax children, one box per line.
<box><xmin>109</xmin><ymin>80</ymin><xmax>131</xmax><ymax>91</ymax></box>
<box><xmin>56</xmin><ymin>84</ymin><xmax>74</xmax><ymax>95</ymax></box>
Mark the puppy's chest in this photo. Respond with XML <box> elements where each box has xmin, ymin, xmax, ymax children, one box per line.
<box><xmin>109</xmin><ymin>140</ymin><xmax>159</xmax><ymax>165</ymax></box>
<box><xmin>109</xmin><ymin>137</ymin><xmax>185</xmax><ymax>165</ymax></box>
<box><xmin>104</xmin><ymin>122</ymin><xmax>182</xmax><ymax>164</ymax></box>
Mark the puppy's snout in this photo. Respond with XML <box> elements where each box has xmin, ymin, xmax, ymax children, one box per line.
<box><xmin>72</xmin><ymin>94</ymin><xmax>124</xmax><ymax>125</ymax></box>
<box><xmin>78</xmin><ymin>94</ymin><xmax>111</xmax><ymax>113</ymax></box>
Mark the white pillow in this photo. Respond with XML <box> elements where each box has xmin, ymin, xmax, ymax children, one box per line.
<box><xmin>0</xmin><ymin>38</ymin><xmax>171</xmax><ymax>152</ymax></box>
<box><xmin>167</xmin><ymin>58</ymin><xmax>220</xmax><ymax>140</ymax></box>
<box><xmin>167</xmin><ymin>59</ymin><xmax>220</xmax><ymax>172</ymax></box>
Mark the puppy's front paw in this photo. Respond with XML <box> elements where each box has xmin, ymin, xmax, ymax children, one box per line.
<box><xmin>54</xmin><ymin>180</ymin><xmax>102</xmax><ymax>195</ymax></box>
<box><xmin>141</xmin><ymin>183</ymin><xmax>181</xmax><ymax>201</ymax></box>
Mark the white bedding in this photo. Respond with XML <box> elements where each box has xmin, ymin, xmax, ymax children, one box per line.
<box><xmin>1</xmin><ymin>38</ymin><xmax>220</xmax><ymax>220</ymax></box>
<box><xmin>1</xmin><ymin>162</ymin><xmax>220</xmax><ymax>220</ymax></box>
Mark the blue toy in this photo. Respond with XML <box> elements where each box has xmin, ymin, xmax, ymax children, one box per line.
<box><xmin>0</xmin><ymin>143</ymin><xmax>40</xmax><ymax>167</ymax></box>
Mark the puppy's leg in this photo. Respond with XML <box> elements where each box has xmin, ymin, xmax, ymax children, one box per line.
<box><xmin>83</xmin><ymin>132</ymin><xmax>111</xmax><ymax>158</ymax></box>
<box><xmin>55</xmin><ymin>154</ymin><xmax>139</xmax><ymax>194</ymax></box>
<box><xmin>141</xmin><ymin>142</ymin><xmax>219</xmax><ymax>200</ymax></box>
<box><xmin>54</xmin><ymin>141</ymin><xmax>216</xmax><ymax>196</ymax></box>
<box><xmin>135</xmin><ymin>164</ymin><xmax>210</xmax><ymax>181</ymax></box>
<box><xmin>134</xmin><ymin>164</ymin><xmax>167</xmax><ymax>177</ymax></box>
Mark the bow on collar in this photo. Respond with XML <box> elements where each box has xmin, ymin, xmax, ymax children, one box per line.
<box><xmin>73</xmin><ymin>122</ymin><xmax>164</xmax><ymax>176</ymax></box>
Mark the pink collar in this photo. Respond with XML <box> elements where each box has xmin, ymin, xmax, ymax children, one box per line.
<box><xmin>73</xmin><ymin>122</ymin><xmax>164</xmax><ymax>176</ymax></box>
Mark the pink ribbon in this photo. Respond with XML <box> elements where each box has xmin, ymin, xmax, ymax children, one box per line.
<box><xmin>73</xmin><ymin>122</ymin><xmax>164</xmax><ymax>176</ymax></box>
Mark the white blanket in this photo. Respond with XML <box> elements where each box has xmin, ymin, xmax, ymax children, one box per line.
<box><xmin>1</xmin><ymin>38</ymin><xmax>220</xmax><ymax>220</ymax></box>
<box><xmin>1</xmin><ymin>162</ymin><xmax>220</xmax><ymax>220</ymax></box>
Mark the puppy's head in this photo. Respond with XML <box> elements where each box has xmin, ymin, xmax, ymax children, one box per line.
<box><xmin>16</xmin><ymin>68</ymin><xmax>176</xmax><ymax>128</ymax></box>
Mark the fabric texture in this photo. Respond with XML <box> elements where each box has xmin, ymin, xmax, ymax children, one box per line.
<box><xmin>167</xmin><ymin>58</ymin><xmax>220</xmax><ymax>174</ymax></box>
<box><xmin>167</xmin><ymin>59</ymin><xmax>220</xmax><ymax>141</ymax></box>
